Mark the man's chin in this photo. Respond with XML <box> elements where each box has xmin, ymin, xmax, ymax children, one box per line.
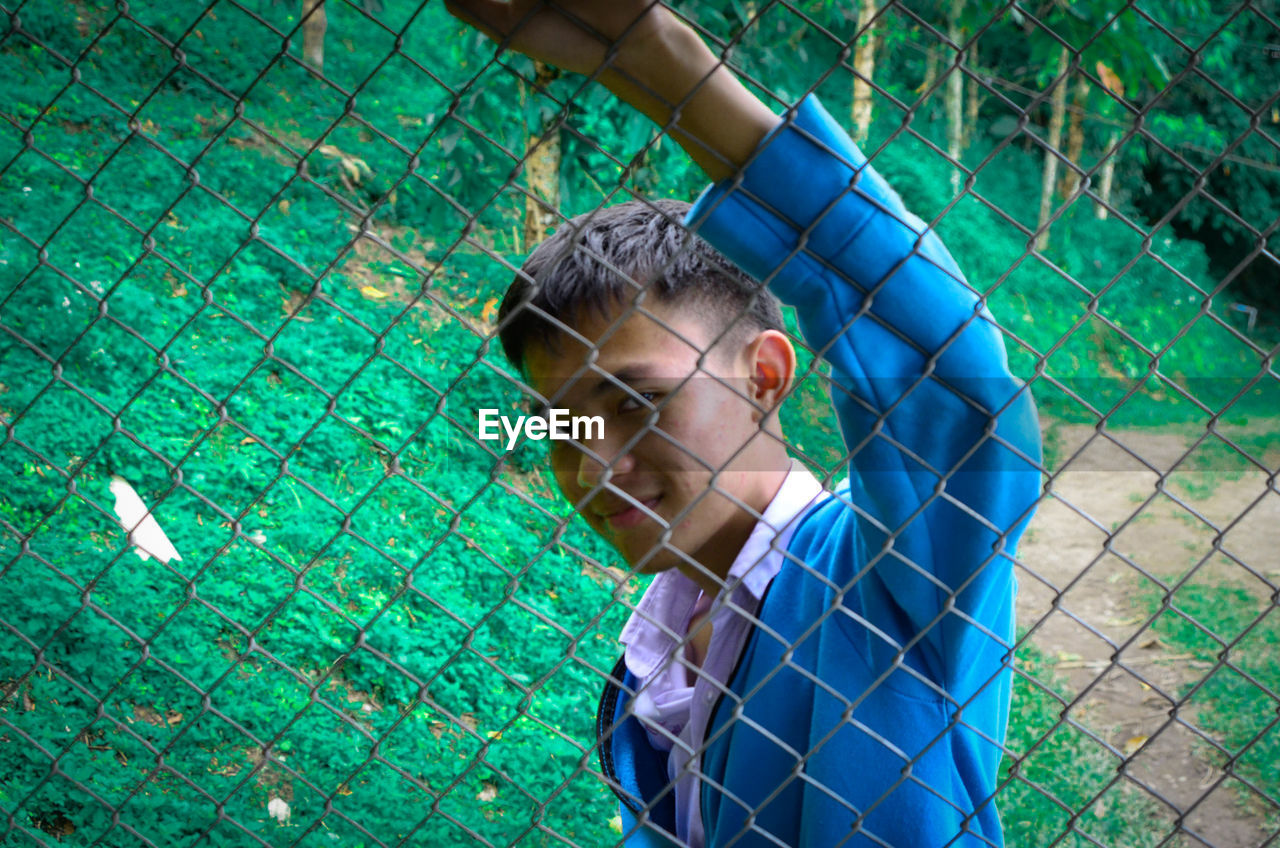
<box><xmin>622</xmin><ymin>538</ymin><xmax>710</xmax><ymax>579</ymax></box>
<box><xmin>616</xmin><ymin>538</ymin><xmax>682</xmax><ymax>576</ymax></box>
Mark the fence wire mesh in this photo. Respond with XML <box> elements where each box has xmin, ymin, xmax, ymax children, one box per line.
<box><xmin>1</xmin><ymin>0</ymin><xmax>1278</xmax><ymax>846</ymax></box>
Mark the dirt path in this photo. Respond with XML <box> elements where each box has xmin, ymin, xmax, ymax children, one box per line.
<box><xmin>1015</xmin><ymin>422</ymin><xmax>1280</xmax><ymax>848</ymax></box>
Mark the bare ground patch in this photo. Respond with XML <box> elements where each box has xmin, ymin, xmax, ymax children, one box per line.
<box><xmin>1016</xmin><ymin>421</ymin><xmax>1280</xmax><ymax>847</ymax></box>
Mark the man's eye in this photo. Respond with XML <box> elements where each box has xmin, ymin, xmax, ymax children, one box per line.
<box><xmin>618</xmin><ymin>392</ymin><xmax>658</xmax><ymax>415</ymax></box>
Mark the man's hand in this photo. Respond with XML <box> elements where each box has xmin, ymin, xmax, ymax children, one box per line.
<box><xmin>443</xmin><ymin>0</ymin><xmax>666</xmax><ymax>79</ymax></box>
<box><xmin>444</xmin><ymin>0</ymin><xmax>778</xmax><ymax>181</ymax></box>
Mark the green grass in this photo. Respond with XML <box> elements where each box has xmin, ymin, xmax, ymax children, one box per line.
<box><xmin>998</xmin><ymin>640</ymin><xmax>1172</xmax><ymax>847</ymax></box>
<box><xmin>1147</xmin><ymin>582</ymin><xmax>1280</xmax><ymax>829</ymax></box>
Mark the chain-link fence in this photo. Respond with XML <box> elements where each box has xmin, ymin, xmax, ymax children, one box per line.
<box><xmin>2</xmin><ymin>1</ymin><xmax>1278</xmax><ymax>846</ymax></box>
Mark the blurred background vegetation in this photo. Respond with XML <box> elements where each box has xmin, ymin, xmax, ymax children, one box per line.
<box><xmin>1</xmin><ymin>0</ymin><xmax>1276</xmax><ymax>845</ymax></box>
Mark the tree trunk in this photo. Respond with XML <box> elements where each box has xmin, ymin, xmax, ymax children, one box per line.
<box><xmin>963</xmin><ymin>41</ymin><xmax>980</xmax><ymax>149</ymax></box>
<box><xmin>850</xmin><ymin>0</ymin><xmax>878</xmax><ymax>144</ymax></box>
<box><xmin>1059</xmin><ymin>75</ymin><xmax>1090</xmax><ymax>198</ymax></box>
<box><xmin>922</xmin><ymin>45</ymin><xmax>940</xmax><ymax>101</ymax></box>
<box><xmin>1096</xmin><ymin>129</ymin><xmax>1121</xmax><ymax>220</ymax></box>
<box><xmin>523</xmin><ymin>61</ymin><xmax>562</xmax><ymax>251</ymax></box>
<box><xmin>1036</xmin><ymin>46</ymin><xmax>1070</xmax><ymax>251</ymax></box>
<box><xmin>945</xmin><ymin>0</ymin><xmax>967</xmax><ymax>194</ymax></box>
<box><xmin>301</xmin><ymin>0</ymin><xmax>327</xmax><ymax>72</ymax></box>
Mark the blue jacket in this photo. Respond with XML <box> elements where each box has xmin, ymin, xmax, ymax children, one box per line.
<box><xmin>595</xmin><ymin>97</ymin><xmax>1042</xmax><ymax>847</ymax></box>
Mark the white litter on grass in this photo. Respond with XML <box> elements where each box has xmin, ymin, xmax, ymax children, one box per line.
<box><xmin>108</xmin><ymin>476</ymin><xmax>182</xmax><ymax>564</ymax></box>
<box><xmin>268</xmin><ymin>796</ymin><xmax>290</xmax><ymax>824</ymax></box>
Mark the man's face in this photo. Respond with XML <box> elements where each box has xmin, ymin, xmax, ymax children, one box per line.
<box><xmin>523</xmin><ymin>300</ymin><xmax>779</xmax><ymax>582</ymax></box>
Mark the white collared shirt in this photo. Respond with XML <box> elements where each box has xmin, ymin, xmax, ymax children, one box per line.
<box><xmin>618</xmin><ymin>461</ymin><xmax>828</xmax><ymax>847</ymax></box>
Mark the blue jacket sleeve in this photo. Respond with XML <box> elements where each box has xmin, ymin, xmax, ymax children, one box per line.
<box><xmin>683</xmin><ymin>96</ymin><xmax>1042</xmax><ymax>697</ymax></box>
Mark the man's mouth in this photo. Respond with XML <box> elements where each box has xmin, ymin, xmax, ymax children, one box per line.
<box><xmin>599</xmin><ymin>496</ymin><xmax>662</xmax><ymax>531</ymax></box>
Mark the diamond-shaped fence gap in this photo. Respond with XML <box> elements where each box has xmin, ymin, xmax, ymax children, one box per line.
<box><xmin>1021</xmin><ymin>616</ymin><xmax>1117</xmax><ymax>706</ymax></box>
<box><xmin>20</xmin><ymin>103</ymin><xmax>120</xmax><ymax>185</ymax></box>
<box><xmin>7</xmin><ymin>381</ymin><xmax>115</xmax><ymax>473</ymax></box>
<box><xmin>1183</xmin><ymin>657</ymin><xmax>1280</xmax><ymax>792</ymax></box>
<box><xmin>0</xmin><ymin>548</ymin><xmax>88</xmax><ymax>650</ymax></box>
<box><xmin>722</xmin><ymin>3</ymin><xmax>848</xmax><ymax>95</ymax></box>
<box><xmin>1063</xmin><ymin>548</ymin><xmax>1160</xmax><ymax>648</ymax></box>
<box><xmin>0</xmin><ymin>155</ymin><xmax>87</xmax><ymax>250</ymax></box>
<box><xmin>292</xmin><ymin>124</ymin><xmax>410</xmax><ymax>223</ymax></box>
<box><xmin>285</xmin><ymin>414</ymin><xmax>387</xmax><ymax>513</ymax></box>
<box><xmin>312</xmin><ymin>759</ymin><xmax>435</xmax><ymax>846</ymax></box>
<box><xmin>65</xmin><ymin>13</ymin><xmax>188</xmax><ymax>117</ymax></box>
<box><xmin>1183</xmin><ymin>5</ymin><xmax>1280</xmax><ymax>114</ymax></box>
<box><xmin>3</xmin><ymin>1</ymin><xmax>113</xmax><ymax>69</ymax></box>
<box><xmin>294</xmin><ymin>1</ymin><xmax>403</xmax><ymax>94</ymax></box>
<box><xmin>472</xmin><ymin>598</ymin><xmax>571</xmax><ymax>691</ymax></box>
<box><xmin>432</xmin><ymin>761</ymin><xmax>537</xmax><ymax>848</ymax></box>
<box><xmin>1186</xmin><ymin>776</ymin><xmax>1280</xmax><ymax>848</ymax></box>
<box><xmin>483</xmin><ymin>714</ymin><xmax>615</xmax><ymax>842</ymax></box>
<box><xmin>226</xmin><ymin>703</ymin><xmax>384</xmax><ymax>821</ymax></box>
<box><xmin>1162</xmin><ymin>314</ymin><xmax>1267</xmax><ymax>413</ymax></box>
<box><xmin>1217</xmin><ymin>496</ymin><xmax>1280</xmax><ymax>587</ymax></box>
<box><xmin>192</xmin><ymin>127</ymin><xmax>309</xmax><ymax>226</ymax></box>
<box><xmin>68</xmin><ymin>723</ymin><xmax>190</xmax><ymax>836</ymax></box>
<box><xmin>339</xmin><ymin>474</ymin><xmax>450</xmax><ymax>570</ymax></box>
<box><xmin>173</xmin><ymin>421</ymin><xmax>279</xmax><ymax>517</ymax></box>
<box><xmin>0</xmin><ymin>442</ymin><xmax>77</xmax><ymax>542</ymax></box>
<box><xmin>263</xmin><ymin>304</ymin><xmax>375</xmax><ymax>392</ymax></box>
<box><xmin>21</xmin><ymin>492</ymin><xmax>128</xmax><ymax>587</ymax></box>
<box><xmin>143</xmin><ymin>195</ymin><xmax>257</xmax><ymax>293</ymax></box>
<box><xmin>356</xmin><ymin>48</ymin><xmax>456</xmax><ymax>139</ymax></box>
<box><xmin>863</xmin><ymin>120</ymin><xmax>958</xmax><ymax>226</ymax></box>
<box><xmin>254</xmin><ymin>548</ymin><xmax>372</xmax><ymax>656</ymax></box>
<box><xmin>1210</xmin><ymin>397</ymin><xmax>1280</xmax><ymax>470</ymax></box>
<box><xmin>84</xmin><ymin>560</ymin><xmax>193</xmax><ymax>659</ymax></box>
<box><xmin>235</xmin><ymin>67</ymin><xmax>352</xmax><ymax>156</ymax></box>
<box><xmin>395</xmin><ymin>410</ymin><xmax>471</xmax><ymax>498</ymax></box>
<box><xmin>331</xmin><ymin>232</ymin><xmax>443</xmax><ymax>323</ymax></box>
<box><xmin>132</xmin><ymin>1</ymin><xmax>294</xmax><ymax>104</ymax></box>
<box><xmin>357</xmin><ymin>601</ymin><xmax>482</xmax><ymax>706</ymax></box>
<box><xmin>109</xmin><ymin>375</ymin><xmax>212</xmax><ymax>465</ymax></box>
<box><xmin>1163</xmin><ymin>434</ymin><xmax>1270</xmax><ymax>517</ymax></box>
<box><xmin>974</xmin><ymin>139</ymin><xmax>1062</xmax><ymax>238</ymax></box>
<box><xmin>327</xmin><ymin>257</ymin><xmax>432</xmax><ymax>337</ymax></box>
<box><xmin>1134</xmin><ymin>2</ymin><xmax>1241</xmax><ymax>53</ymax></box>
<box><xmin>100</xmin><ymin>255</ymin><xmax>206</xmax><ymax>353</ymax></box>
<box><xmin>1069</xmin><ymin>778</ymin><xmax>1180</xmax><ymax>848</ymax></box>
<box><xmin>88</xmin><ymin>135</ymin><xmax>193</xmax><ymax>228</ymax></box>
<box><xmin>44</xmin><ymin>322</ymin><xmax>159</xmax><ymax>423</ymax></box>
<box><xmin>1039</xmin><ymin>318</ymin><xmax>1155</xmax><ymax>423</ymax></box>
<box><xmin>5</xmin><ymin>763</ymin><xmax>120</xmax><ymax>848</ymax></box>
<box><xmin>170</xmin><ymin>308</ymin><xmax>264</xmax><ymax>404</ymax></box>
<box><xmin>194</xmin><ymin>521</ymin><xmax>297</xmax><ymax>629</ymax></box>
<box><xmin>254</xmin><ymin>193</ymin><xmax>363</xmax><ymax>280</ymax></box>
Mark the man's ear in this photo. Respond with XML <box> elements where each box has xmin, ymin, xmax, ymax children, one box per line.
<box><xmin>745</xmin><ymin>329</ymin><xmax>796</xmax><ymax>422</ymax></box>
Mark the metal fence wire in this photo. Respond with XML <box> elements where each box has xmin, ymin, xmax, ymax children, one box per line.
<box><xmin>1</xmin><ymin>0</ymin><xmax>1278</xmax><ymax>846</ymax></box>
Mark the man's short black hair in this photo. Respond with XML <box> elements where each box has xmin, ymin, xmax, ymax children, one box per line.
<box><xmin>497</xmin><ymin>198</ymin><xmax>785</xmax><ymax>373</ymax></box>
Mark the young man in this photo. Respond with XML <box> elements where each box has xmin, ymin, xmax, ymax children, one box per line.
<box><xmin>447</xmin><ymin>2</ymin><xmax>1043</xmax><ymax>846</ymax></box>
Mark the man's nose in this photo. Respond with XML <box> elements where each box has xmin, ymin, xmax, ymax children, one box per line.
<box><xmin>577</xmin><ymin>442</ymin><xmax>636</xmax><ymax>490</ymax></box>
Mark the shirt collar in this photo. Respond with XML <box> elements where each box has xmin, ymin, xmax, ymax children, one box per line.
<box><xmin>618</xmin><ymin>461</ymin><xmax>826</xmax><ymax>678</ymax></box>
